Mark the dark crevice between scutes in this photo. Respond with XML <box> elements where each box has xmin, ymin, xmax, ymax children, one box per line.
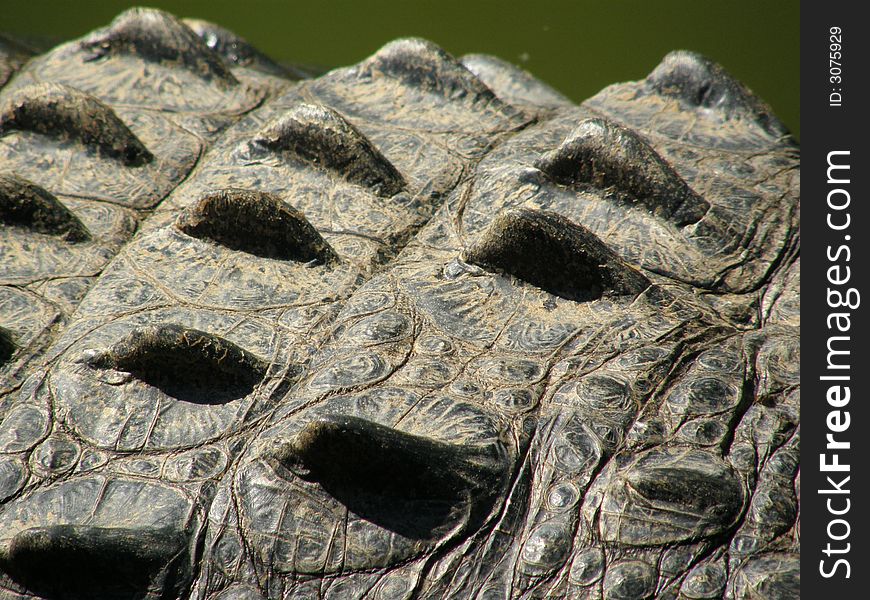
<box><xmin>175</xmin><ymin>188</ymin><xmax>338</xmax><ymax>264</ymax></box>
<box><xmin>464</xmin><ymin>208</ymin><xmax>651</xmax><ymax>302</ymax></box>
<box><xmin>265</xmin><ymin>415</ymin><xmax>507</xmax><ymax>540</ymax></box>
<box><xmin>88</xmin><ymin>324</ymin><xmax>267</xmax><ymax>404</ymax></box>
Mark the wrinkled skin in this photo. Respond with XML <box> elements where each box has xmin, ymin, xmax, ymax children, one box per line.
<box><xmin>0</xmin><ymin>8</ymin><xmax>798</xmax><ymax>600</ymax></box>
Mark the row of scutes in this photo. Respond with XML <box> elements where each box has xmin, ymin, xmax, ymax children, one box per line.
<box><xmin>0</xmin><ymin>7</ymin><xmax>799</xmax><ymax>600</ymax></box>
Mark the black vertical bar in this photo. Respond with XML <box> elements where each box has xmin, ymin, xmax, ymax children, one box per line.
<box><xmin>802</xmin><ymin>1</ymin><xmax>869</xmax><ymax>596</ymax></box>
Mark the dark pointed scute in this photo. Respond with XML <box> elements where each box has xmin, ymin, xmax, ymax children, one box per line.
<box><xmin>464</xmin><ymin>208</ymin><xmax>650</xmax><ymax>302</ymax></box>
<box><xmin>357</xmin><ymin>38</ymin><xmax>499</xmax><ymax>103</ymax></box>
<box><xmin>88</xmin><ymin>324</ymin><xmax>267</xmax><ymax>405</ymax></box>
<box><xmin>536</xmin><ymin>118</ymin><xmax>709</xmax><ymax>226</ymax></box>
<box><xmin>0</xmin><ymin>326</ymin><xmax>14</xmax><ymax>365</ymax></box>
<box><xmin>0</xmin><ymin>525</ymin><xmax>189</xmax><ymax>600</ymax></box>
<box><xmin>0</xmin><ymin>173</ymin><xmax>90</xmax><ymax>242</ymax></box>
<box><xmin>78</xmin><ymin>7</ymin><xmax>238</xmax><ymax>87</ymax></box>
<box><xmin>176</xmin><ymin>189</ymin><xmax>337</xmax><ymax>264</ymax></box>
<box><xmin>0</xmin><ymin>83</ymin><xmax>153</xmax><ymax>166</ymax></box>
<box><xmin>183</xmin><ymin>18</ymin><xmax>305</xmax><ymax>78</ymax></box>
<box><xmin>266</xmin><ymin>415</ymin><xmax>506</xmax><ymax>539</ymax></box>
<box><xmin>245</xmin><ymin>103</ymin><xmax>405</xmax><ymax>196</ymax></box>
<box><xmin>646</xmin><ymin>50</ymin><xmax>788</xmax><ymax>137</ymax></box>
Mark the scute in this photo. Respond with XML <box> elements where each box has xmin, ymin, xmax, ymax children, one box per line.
<box><xmin>78</xmin><ymin>8</ymin><xmax>239</xmax><ymax>85</ymax></box>
<box><xmin>729</xmin><ymin>553</ymin><xmax>800</xmax><ymax>600</ymax></box>
<box><xmin>0</xmin><ymin>174</ymin><xmax>91</xmax><ymax>242</ymax></box>
<box><xmin>175</xmin><ymin>188</ymin><xmax>338</xmax><ymax>264</ymax></box>
<box><xmin>357</xmin><ymin>38</ymin><xmax>502</xmax><ymax>104</ymax></box>
<box><xmin>0</xmin><ymin>456</ymin><xmax>26</xmax><ymax>502</ymax></box>
<box><xmin>13</xmin><ymin>7</ymin><xmax>264</xmax><ymax>115</ymax></box>
<box><xmin>602</xmin><ymin>560</ymin><xmax>656</xmax><ymax>600</ymax></box>
<box><xmin>0</xmin><ymin>83</ymin><xmax>153</xmax><ymax>166</ymax></box>
<box><xmin>596</xmin><ymin>447</ymin><xmax>746</xmax><ymax>546</ymax></box>
<box><xmin>646</xmin><ymin>50</ymin><xmax>788</xmax><ymax>137</ymax></box>
<box><xmin>240</xmin><ymin>103</ymin><xmax>406</xmax><ymax>197</ymax></box>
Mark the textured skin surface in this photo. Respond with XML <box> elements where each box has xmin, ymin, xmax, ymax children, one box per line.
<box><xmin>0</xmin><ymin>8</ymin><xmax>799</xmax><ymax>600</ymax></box>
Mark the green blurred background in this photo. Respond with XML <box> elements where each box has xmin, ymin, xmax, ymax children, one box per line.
<box><xmin>2</xmin><ymin>0</ymin><xmax>799</xmax><ymax>139</ymax></box>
